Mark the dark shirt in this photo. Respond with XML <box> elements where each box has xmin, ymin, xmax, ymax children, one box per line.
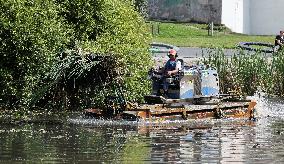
<box><xmin>165</xmin><ymin>60</ymin><xmax>177</xmax><ymax>71</ymax></box>
<box><xmin>275</xmin><ymin>35</ymin><xmax>284</xmax><ymax>46</ymax></box>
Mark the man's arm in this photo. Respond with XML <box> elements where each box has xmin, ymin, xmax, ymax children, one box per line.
<box><xmin>277</xmin><ymin>39</ymin><xmax>283</xmax><ymax>46</ymax></box>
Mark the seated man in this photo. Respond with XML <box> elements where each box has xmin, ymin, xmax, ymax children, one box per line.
<box><xmin>162</xmin><ymin>49</ymin><xmax>182</xmax><ymax>96</ymax></box>
<box><xmin>275</xmin><ymin>30</ymin><xmax>284</xmax><ymax>52</ymax></box>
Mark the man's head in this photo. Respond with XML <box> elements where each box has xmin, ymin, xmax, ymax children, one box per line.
<box><xmin>280</xmin><ymin>31</ymin><xmax>284</xmax><ymax>35</ymax></box>
<box><xmin>168</xmin><ymin>49</ymin><xmax>177</xmax><ymax>58</ymax></box>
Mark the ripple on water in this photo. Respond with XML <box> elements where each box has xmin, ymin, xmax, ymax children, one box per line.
<box><xmin>1</xmin><ymin>96</ymin><xmax>284</xmax><ymax>163</ymax></box>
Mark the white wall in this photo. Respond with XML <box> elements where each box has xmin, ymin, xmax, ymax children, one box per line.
<box><xmin>243</xmin><ymin>0</ymin><xmax>250</xmax><ymax>34</ymax></box>
<box><xmin>250</xmin><ymin>0</ymin><xmax>284</xmax><ymax>35</ymax></box>
<box><xmin>222</xmin><ymin>0</ymin><xmax>284</xmax><ymax>35</ymax></box>
<box><xmin>222</xmin><ymin>0</ymin><xmax>247</xmax><ymax>34</ymax></box>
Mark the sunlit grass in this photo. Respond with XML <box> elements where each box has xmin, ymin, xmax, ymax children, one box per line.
<box><xmin>150</xmin><ymin>22</ymin><xmax>274</xmax><ymax>48</ymax></box>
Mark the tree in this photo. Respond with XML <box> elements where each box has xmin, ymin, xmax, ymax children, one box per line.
<box><xmin>0</xmin><ymin>0</ymin><xmax>72</xmax><ymax>109</ymax></box>
<box><xmin>132</xmin><ymin>0</ymin><xmax>148</xmax><ymax>18</ymax></box>
<box><xmin>48</xmin><ymin>0</ymin><xmax>152</xmax><ymax>109</ymax></box>
<box><xmin>0</xmin><ymin>0</ymin><xmax>152</xmax><ymax>110</ymax></box>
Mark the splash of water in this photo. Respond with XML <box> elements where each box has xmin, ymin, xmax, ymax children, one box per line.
<box><xmin>249</xmin><ymin>91</ymin><xmax>284</xmax><ymax>118</ymax></box>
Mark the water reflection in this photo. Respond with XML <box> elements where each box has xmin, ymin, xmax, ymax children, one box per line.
<box><xmin>0</xmin><ymin>97</ymin><xmax>283</xmax><ymax>163</ymax></box>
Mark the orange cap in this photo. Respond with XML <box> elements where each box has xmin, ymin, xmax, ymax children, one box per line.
<box><xmin>169</xmin><ymin>49</ymin><xmax>177</xmax><ymax>55</ymax></box>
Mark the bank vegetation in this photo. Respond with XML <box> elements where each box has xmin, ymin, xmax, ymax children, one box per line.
<box><xmin>0</xmin><ymin>0</ymin><xmax>152</xmax><ymax>112</ymax></box>
<box><xmin>204</xmin><ymin>49</ymin><xmax>284</xmax><ymax>97</ymax></box>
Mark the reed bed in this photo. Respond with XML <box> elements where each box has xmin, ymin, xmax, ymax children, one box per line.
<box><xmin>203</xmin><ymin>49</ymin><xmax>284</xmax><ymax>96</ymax></box>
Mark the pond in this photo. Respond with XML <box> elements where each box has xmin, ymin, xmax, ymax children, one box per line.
<box><xmin>0</xmin><ymin>96</ymin><xmax>283</xmax><ymax>163</ymax></box>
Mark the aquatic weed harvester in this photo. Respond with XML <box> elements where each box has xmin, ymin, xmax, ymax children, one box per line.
<box><xmin>85</xmin><ymin>43</ymin><xmax>257</xmax><ymax>121</ymax></box>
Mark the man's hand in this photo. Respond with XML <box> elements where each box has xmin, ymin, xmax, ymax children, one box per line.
<box><xmin>166</xmin><ymin>71</ymin><xmax>172</xmax><ymax>76</ymax></box>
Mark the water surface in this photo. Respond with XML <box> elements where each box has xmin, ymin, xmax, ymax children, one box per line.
<box><xmin>0</xmin><ymin>96</ymin><xmax>283</xmax><ymax>163</ymax></box>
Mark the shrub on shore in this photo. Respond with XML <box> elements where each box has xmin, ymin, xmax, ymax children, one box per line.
<box><xmin>0</xmin><ymin>0</ymin><xmax>152</xmax><ymax>110</ymax></box>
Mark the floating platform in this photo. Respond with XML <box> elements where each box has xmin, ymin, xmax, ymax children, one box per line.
<box><xmin>84</xmin><ymin>95</ymin><xmax>256</xmax><ymax>121</ymax></box>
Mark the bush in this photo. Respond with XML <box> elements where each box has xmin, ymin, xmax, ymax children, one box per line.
<box><xmin>0</xmin><ymin>0</ymin><xmax>72</xmax><ymax>109</ymax></box>
<box><xmin>0</xmin><ymin>0</ymin><xmax>152</xmax><ymax>110</ymax></box>
<box><xmin>52</xmin><ymin>0</ymin><xmax>152</xmax><ymax>109</ymax></box>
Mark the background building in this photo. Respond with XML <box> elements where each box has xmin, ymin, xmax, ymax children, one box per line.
<box><xmin>148</xmin><ymin>0</ymin><xmax>284</xmax><ymax>35</ymax></box>
<box><xmin>148</xmin><ymin>0</ymin><xmax>222</xmax><ymax>24</ymax></box>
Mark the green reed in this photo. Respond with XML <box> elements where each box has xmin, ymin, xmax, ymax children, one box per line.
<box><xmin>203</xmin><ymin>49</ymin><xmax>284</xmax><ymax>96</ymax></box>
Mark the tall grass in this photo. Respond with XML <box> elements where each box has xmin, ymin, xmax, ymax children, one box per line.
<box><xmin>203</xmin><ymin>49</ymin><xmax>284</xmax><ymax>96</ymax></box>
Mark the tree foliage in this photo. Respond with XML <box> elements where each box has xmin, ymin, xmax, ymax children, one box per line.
<box><xmin>0</xmin><ymin>0</ymin><xmax>72</xmax><ymax>109</ymax></box>
<box><xmin>0</xmin><ymin>0</ymin><xmax>152</xmax><ymax>110</ymax></box>
<box><xmin>132</xmin><ymin>0</ymin><xmax>148</xmax><ymax>18</ymax></box>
